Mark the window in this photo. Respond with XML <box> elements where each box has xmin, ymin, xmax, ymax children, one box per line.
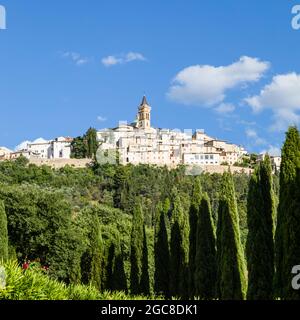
<box><xmin>205</xmin><ymin>155</ymin><xmax>209</xmax><ymax>160</ymax></box>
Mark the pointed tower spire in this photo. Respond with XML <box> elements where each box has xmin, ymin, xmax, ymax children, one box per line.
<box><xmin>141</xmin><ymin>95</ymin><xmax>149</xmax><ymax>106</ymax></box>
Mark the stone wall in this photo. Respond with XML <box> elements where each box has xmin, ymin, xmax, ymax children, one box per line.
<box><xmin>29</xmin><ymin>158</ymin><xmax>92</xmax><ymax>169</ymax></box>
<box><xmin>28</xmin><ymin>158</ymin><xmax>253</xmax><ymax>175</ymax></box>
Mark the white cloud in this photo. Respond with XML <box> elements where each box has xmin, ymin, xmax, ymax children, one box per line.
<box><xmin>101</xmin><ymin>55</ymin><xmax>123</xmax><ymax>67</ymax></box>
<box><xmin>102</xmin><ymin>52</ymin><xmax>146</xmax><ymax>67</ymax></box>
<box><xmin>62</xmin><ymin>52</ymin><xmax>90</xmax><ymax>66</ymax></box>
<box><xmin>125</xmin><ymin>52</ymin><xmax>146</xmax><ymax>62</ymax></box>
<box><xmin>245</xmin><ymin>73</ymin><xmax>300</xmax><ymax>131</ymax></box>
<box><xmin>236</xmin><ymin>119</ymin><xmax>256</xmax><ymax>126</ymax></box>
<box><xmin>15</xmin><ymin>138</ymin><xmax>49</xmax><ymax>151</ymax></box>
<box><xmin>97</xmin><ymin>116</ymin><xmax>107</xmax><ymax>122</ymax></box>
<box><xmin>15</xmin><ymin>141</ymin><xmax>30</xmax><ymax>151</ymax></box>
<box><xmin>167</xmin><ymin>56</ymin><xmax>269</xmax><ymax>107</ymax></box>
<box><xmin>245</xmin><ymin>128</ymin><xmax>266</xmax><ymax>146</ymax></box>
<box><xmin>215</xmin><ymin>103</ymin><xmax>235</xmax><ymax>114</ymax></box>
<box><xmin>260</xmin><ymin>145</ymin><xmax>281</xmax><ymax>157</ymax></box>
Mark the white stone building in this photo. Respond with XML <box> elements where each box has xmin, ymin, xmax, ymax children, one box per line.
<box><xmin>0</xmin><ymin>147</ymin><xmax>12</xmax><ymax>160</ymax></box>
<box><xmin>13</xmin><ymin>137</ymin><xmax>73</xmax><ymax>160</ymax></box>
<box><xmin>97</xmin><ymin>96</ymin><xmax>247</xmax><ymax>167</ymax></box>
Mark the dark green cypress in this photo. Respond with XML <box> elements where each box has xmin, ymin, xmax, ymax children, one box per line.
<box><xmin>113</xmin><ymin>165</ymin><xmax>128</xmax><ymax>209</ymax></box>
<box><xmin>140</xmin><ymin>225</ymin><xmax>150</xmax><ymax>296</ymax></box>
<box><xmin>85</xmin><ymin>127</ymin><xmax>98</xmax><ymax>159</ymax></box>
<box><xmin>89</xmin><ymin>213</ymin><xmax>104</xmax><ymax>290</ymax></box>
<box><xmin>275</xmin><ymin>127</ymin><xmax>300</xmax><ymax>299</ymax></box>
<box><xmin>216</xmin><ymin>172</ymin><xmax>247</xmax><ymax>300</ymax></box>
<box><xmin>112</xmin><ymin>234</ymin><xmax>128</xmax><ymax>293</ymax></box>
<box><xmin>113</xmin><ymin>250</ymin><xmax>128</xmax><ymax>293</ymax></box>
<box><xmin>194</xmin><ymin>193</ymin><xmax>217</xmax><ymax>299</ymax></box>
<box><xmin>246</xmin><ymin>156</ymin><xmax>275</xmax><ymax>300</ymax></box>
<box><xmin>0</xmin><ymin>201</ymin><xmax>8</xmax><ymax>261</ymax></box>
<box><xmin>170</xmin><ymin>195</ymin><xmax>189</xmax><ymax>298</ymax></box>
<box><xmin>188</xmin><ymin>177</ymin><xmax>202</xmax><ymax>298</ymax></box>
<box><xmin>130</xmin><ymin>203</ymin><xmax>144</xmax><ymax>295</ymax></box>
<box><xmin>106</xmin><ymin>242</ymin><xmax>116</xmax><ymax>290</ymax></box>
<box><xmin>154</xmin><ymin>208</ymin><xmax>170</xmax><ymax>297</ymax></box>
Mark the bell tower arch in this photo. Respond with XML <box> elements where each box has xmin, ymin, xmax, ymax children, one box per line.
<box><xmin>137</xmin><ymin>96</ymin><xmax>151</xmax><ymax>129</ymax></box>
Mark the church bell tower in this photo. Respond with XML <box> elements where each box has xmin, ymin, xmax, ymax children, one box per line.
<box><xmin>137</xmin><ymin>95</ymin><xmax>151</xmax><ymax>129</ymax></box>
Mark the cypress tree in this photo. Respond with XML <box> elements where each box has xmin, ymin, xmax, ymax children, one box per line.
<box><xmin>246</xmin><ymin>156</ymin><xmax>275</xmax><ymax>299</ymax></box>
<box><xmin>106</xmin><ymin>242</ymin><xmax>116</xmax><ymax>290</ymax></box>
<box><xmin>140</xmin><ymin>225</ymin><xmax>150</xmax><ymax>296</ymax></box>
<box><xmin>112</xmin><ymin>234</ymin><xmax>128</xmax><ymax>293</ymax></box>
<box><xmin>113</xmin><ymin>165</ymin><xmax>128</xmax><ymax>209</ymax></box>
<box><xmin>85</xmin><ymin>127</ymin><xmax>98</xmax><ymax>159</ymax></box>
<box><xmin>194</xmin><ymin>193</ymin><xmax>217</xmax><ymax>299</ymax></box>
<box><xmin>89</xmin><ymin>213</ymin><xmax>104</xmax><ymax>290</ymax></box>
<box><xmin>216</xmin><ymin>172</ymin><xmax>247</xmax><ymax>300</ymax></box>
<box><xmin>130</xmin><ymin>203</ymin><xmax>144</xmax><ymax>295</ymax></box>
<box><xmin>0</xmin><ymin>201</ymin><xmax>8</xmax><ymax>262</ymax></box>
<box><xmin>188</xmin><ymin>177</ymin><xmax>202</xmax><ymax>298</ymax></box>
<box><xmin>113</xmin><ymin>251</ymin><xmax>128</xmax><ymax>293</ymax></box>
<box><xmin>275</xmin><ymin>127</ymin><xmax>300</xmax><ymax>299</ymax></box>
<box><xmin>170</xmin><ymin>195</ymin><xmax>189</xmax><ymax>298</ymax></box>
<box><xmin>154</xmin><ymin>208</ymin><xmax>170</xmax><ymax>297</ymax></box>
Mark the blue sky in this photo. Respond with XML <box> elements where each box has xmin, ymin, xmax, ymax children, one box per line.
<box><xmin>1</xmin><ymin>0</ymin><xmax>300</xmax><ymax>154</ymax></box>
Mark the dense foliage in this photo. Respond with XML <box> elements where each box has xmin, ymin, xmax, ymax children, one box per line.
<box><xmin>275</xmin><ymin>127</ymin><xmax>300</xmax><ymax>299</ymax></box>
<box><xmin>5</xmin><ymin>134</ymin><xmax>300</xmax><ymax>300</ymax></box>
<box><xmin>0</xmin><ymin>200</ymin><xmax>8</xmax><ymax>261</ymax></box>
<box><xmin>0</xmin><ymin>260</ymin><xmax>152</xmax><ymax>300</ymax></box>
<box><xmin>71</xmin><ymin>127</ymin><xmax>98</xmax><ymax>159</ymax></box>
<box><xmin>194</xmin><ymin>193</ymin><xmax>217</xmax><ymax>299</ymax></box>
<box><xmin>216</xmin><ymin>173</ymin><xmax>247</xmax><ymax>300</ymax></box>
<box><xmin>246</xmin><ymin>156</ymin><xmax>275</xmax><ymax>299</ymax></box>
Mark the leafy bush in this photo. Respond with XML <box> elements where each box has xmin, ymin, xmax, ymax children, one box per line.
<box><xmin>0</xmin><ymin>261</ymin><xmax>156</xmax><ymax>300</ymax></box>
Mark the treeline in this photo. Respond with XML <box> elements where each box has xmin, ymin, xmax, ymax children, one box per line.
<box><xmin>1</xmin><ymin>128</ymin><xmax>300</xmax><ymax>300</ymax></box>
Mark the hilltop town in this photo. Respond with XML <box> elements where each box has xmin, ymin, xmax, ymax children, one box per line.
<box><xmin>0</xmin><ymin>96</ymin><xmax>281</xmax><ymax>173</ymax></box>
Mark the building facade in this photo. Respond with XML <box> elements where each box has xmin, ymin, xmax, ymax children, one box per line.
<box><xmin>97</xmin><ymin>96</ymin><xmax>247</xmax><ymax>167</ymax></box>
<box><xmin>0</xmin><ymin>147</ymin><xmax>12</xmax><ymax>160</ymax></box>
<box><xmin>9</xmin><ymin>137</ymin><xmax>73</xmax><ymax>160</ymax></box>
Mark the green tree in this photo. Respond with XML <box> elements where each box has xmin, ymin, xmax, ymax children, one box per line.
<box><xmin>170</xmin><ymin>195</ymin><xmax>189</xmax><ymax>298</ymax></box>
<box><xmin>246</xmin><ymin>156</ymin><xmax>275</xmax><ymax>300</ymax></box>
<box><xmin>216</xmin><ymin>172</ymin><xmax>247</xmax><ymax>300</ymax></box>
<box><xmin>85</xmin><ymin>127</ymin><xmax>98</xmax><ymax>159</ymax></box>
<box><xmin>194</xmin><ymin>193</ymin><xmax>217</xmax><ymax>299</ymax></box>
<box><xmin>70</xmin><ymin>136</ymin><xmax>87</xmax><ymax>159</ymax></box>
<box><xmin>0</xmin><ymin>201</ymin><xmax>8</xmax><ymax>261</ymax></box>
<box><xmin>275</xmin><ymin>127</ymin><xmax>300</xmax><ymax>299</ymax></box>
<box><xmin>130</xmin><ymin>203</ymin><xmax>144</xmax><ymax>295</ymax></box>
<box><xmin>188</xmin><ymin>177</ymin><xmax>202</xmax><ymax>297</ymax></box>
<box><xmin>113</xmin><ymin>165</ymin><xmax>128</xmax><ymax>209</ymax></box>
<box><xmin>113</xmin><ymin>249</ymin><xmax>128</xmax><ymax>293</ymax></box>
<box><xmin>154</xmin><ymin>208</ymin><xmax>170</xmax><ymax>297</ymax></box>
<box><xmin>140</xmin><ymin>225</ymin><xmax>150</xmax><ymax>296</ymax></box>
<box><xmin>89</xmin><ymin>213</ymin><xmax>104</xmax><ymax>290</ymax></box>
<box><xmin>106</xmin><ymin>242</ymin><xmax>116</xmax><ymax>291</ymax></box>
